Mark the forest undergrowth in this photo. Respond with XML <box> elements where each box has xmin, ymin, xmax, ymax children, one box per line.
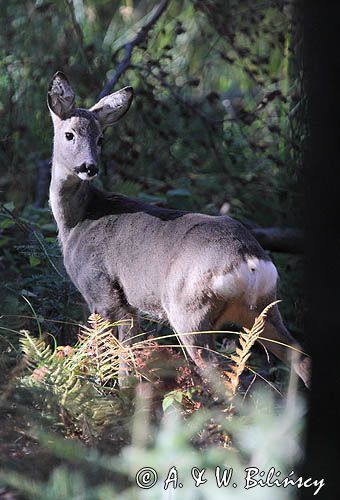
<box><xmin>0</xmin><ymin>299</ymin><xmax>308</xmax><ymax>499</ymax></box>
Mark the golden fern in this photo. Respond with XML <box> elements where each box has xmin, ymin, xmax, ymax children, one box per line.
<box><xmin>224</xmin><ymin>301</ymin><xmax>280</xmax><ymax>397</ymax></box>
<box><xmin>75</xmin><ymin>313</ymin><xmax>136</xmax><ymax>384</ymax></box>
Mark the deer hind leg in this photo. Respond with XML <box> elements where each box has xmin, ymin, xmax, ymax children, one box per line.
<box><xmin>257</xmin><ymin>300</ymin><xmax>311</xmax><ymax>388</ymax></box>
<box><xmin>166</xmin><ymin>303</ymin><xmax>218</xmax><ymax>368</ymax></box>
<box><xmin>215</xmin><ymin>297</ymin><xmax>311</xmax><ymax>388</ymax></box>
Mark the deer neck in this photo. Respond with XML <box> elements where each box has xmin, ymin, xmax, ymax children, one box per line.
<box><xmin>49</xmin><ymin>161</ymin><xmax>92</xmax><ymax>246</ymax></box>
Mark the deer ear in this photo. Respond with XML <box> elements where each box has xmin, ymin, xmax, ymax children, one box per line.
<box><xmin>47</xmin><ymin>71</ymin><xmax>75</xmax><ymax>119</ymax></box>
<box><xmin>90</xmin><ymin>87</ymin><xmax>133</xmax><ymax>129</ymax></box>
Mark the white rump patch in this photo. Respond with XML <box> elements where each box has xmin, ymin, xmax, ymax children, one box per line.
<box><xmin>212</xmin><ymin>258</ymin><xmax>278</xmax><ymax>308</ymax></box>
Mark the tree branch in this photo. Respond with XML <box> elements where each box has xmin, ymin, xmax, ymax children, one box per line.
<box><xmin>99</xmin><ymin>0</ymin><xmax>170</xmax><ymax>99</ymax></box>
<box><xmin>251</xmin><ymin>227</ymin><xmax>304</xmax><ymax>254</ymax></box>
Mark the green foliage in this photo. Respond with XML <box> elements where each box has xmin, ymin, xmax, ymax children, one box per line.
<box><xmin>19</xmin><ymin>325</ymin><xmax>130</xmax><ymax>437</ymax></box>
<box><xmin>162</xmin><ymin>388</ymin><xmax>185</xmax><ymax>411</ymax></box>
<box><xmin>0</xmin><ymin>203</ymin><xmax>85</xmax><ymax>349</ymax></box>
<box><xmin>0</xmin><ymin>385</ymin><xmax>306</xmax><ymax>499</ymax></box>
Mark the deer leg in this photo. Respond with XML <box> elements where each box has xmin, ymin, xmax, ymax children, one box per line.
<box><xmin>215</xmin><ymin>299</ymin><xmax>311</xmax><ymax>388</ymax></box>
<box><xmin>93</xmin><ymin>296</ymin><xmax>139</xmax><ymax>387</ymax></box>
<box><xmin>166</xmin><ymin>305</ymin><xmax>217</xmax><ymax>368</ymax></box>
<box><xmin>258</xmin><ymin>302</ymin><xmax>311</xmax><ymax>388</ymax></box>
<box><xmin>117</xmin><ymin>310</ymin><xmax>140</xmax><ymax>386</ymax></box>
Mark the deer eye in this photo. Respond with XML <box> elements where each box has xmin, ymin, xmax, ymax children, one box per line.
<box><xmin>65</xmin><ymin>132</ymin><xmax>74</xmax><ymax>141</ymax></box>
<box><xmin>97</xmin><ymin>137</ymin><xmax>104</xmax><ymax>147</ymax></box>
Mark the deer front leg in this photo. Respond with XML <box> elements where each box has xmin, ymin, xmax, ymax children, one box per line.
<box><xmin>91</xmin><ymin>291</ymin><xmax>139</xmax><ymax>388</ymax></box>
<box><xmin>117</xmin><ymin>310</ymin><xmax>140</xmax><ymax>387</ymax></box>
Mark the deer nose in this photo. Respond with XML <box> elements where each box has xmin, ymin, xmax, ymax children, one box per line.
<box><xmin>77</xmin><ymin>163</ymin><xmax>98</xmax><ymax>178</ymax></box>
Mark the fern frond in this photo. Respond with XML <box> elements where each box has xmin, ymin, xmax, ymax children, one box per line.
<box><xmin>19</xmin><ymin>330</ymin><xmax>54</xmax><ymax>370</ymax></box>
<box><xmin>18</xmin><ymin>323</ymin><xmax>129</xmax><ymax>437</ymax></box>
<box><xmin>74</xmin><ymin>313</ymin><xmax>136</xmax><ymax>384</ymax></box>
<box><xmin>224</xmin><ymin>301</ymin><xmax>280</xmax><ymax>397</ymax></box>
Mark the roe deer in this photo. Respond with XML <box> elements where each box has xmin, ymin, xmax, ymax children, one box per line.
<box><xmin>48</xmin><ymin>72</ymin><xmax>311</xmax><ymax>387</ymax></box>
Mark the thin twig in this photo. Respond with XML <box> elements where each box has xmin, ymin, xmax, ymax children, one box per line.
<box><xmin>99</xmin><ymin>0</ymin><xmax>170</xmax><ymax>98</ymax></box>
<box><xmin>65</xmin><ymin>0</ymin><xmax>90</xmax><ymax>69</ymax></box>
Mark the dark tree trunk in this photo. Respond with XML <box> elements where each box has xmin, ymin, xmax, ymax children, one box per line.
<box><xmin>33</xmin><ymin>159</ymin><xmax>51</xmax><ymax>208</ymax></box>
<box><xmin>299</xmin><ymin>2</ymin><xmax>340</xmax><ymax>499</ymax></box>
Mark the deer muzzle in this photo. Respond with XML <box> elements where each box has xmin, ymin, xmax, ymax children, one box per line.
<box><xmin>76</xmin><ymin>163</ymin><xmax>98</xmax><ymax>181</ymax></box>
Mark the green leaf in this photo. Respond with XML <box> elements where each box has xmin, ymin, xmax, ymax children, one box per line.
<box><xmin>174</xmin><ymin>391</ymin><xmax>184</xmax><ymax>403</ymax></box>
<box><xmin>162</xmin><ymin>395</ymin><xmax>175</xmax><ymax>412</ymax></box>
<box><xmin>0</xmin><ymin>237</ymin><xmax>9</xmax><ymax>247</ymax></box>
<box><xmin>0</xmin><ymin>218</ymin><xmax>15</xmax><ymax>229</ymax></box>
<box><xmin>162</xmin><ymin>390</ymin><xmax>184</xmax><ymax>412</ymax></box>
<box><xmin>45</xmin><ymin>236</ymin><xmax>57</xmax><ymax>243</ymax></box>
<box><xmin>40</xmin><ymin>223</ymin><xmax>57</xmax><ymax>233</ymax></box>
<box><xmin>2</xmin><ymin>201</ymin><xmax>15</xmax><ymax>211</ymax></box>
<box><xmin>29</xmin><ymin>255</ymin><xmax>41</xmax><ymax>267</ymax></box>
<box><xmin>167</xmin><ymin>188</ymin><xmax>191</xmax><ymax>197</ymax></box>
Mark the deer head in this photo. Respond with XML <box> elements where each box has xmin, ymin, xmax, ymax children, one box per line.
<box><xmin>47</xmin><ymin>72</ymin><xmax>133</xmax><ymax>181</ymax></box>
